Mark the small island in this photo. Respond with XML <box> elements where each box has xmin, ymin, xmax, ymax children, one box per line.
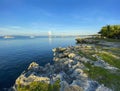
<box><xmin>10</xmin><ymin>25</ymin><xmax>120</xmax><ymax>91</ymax></box>
<box><xmin>3</xmin><ymin>35</ymin><xmax>14</xmax><ymax>39</ymax></box>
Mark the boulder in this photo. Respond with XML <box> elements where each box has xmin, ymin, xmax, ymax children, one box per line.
<box><xmin>52</xmin><ymin>47</ymin><xmax>66</xmax><ymax>52</ymax></box>
<box><xmin>15</xmin><ymin>74</ymin><xmax>50</xmax><ymax>86</ymax></box>
<box><xmin>28</xmin><ymin>62</ymin><xmax>39</xmax><ymax>70</ymax></box>
<box><xmin>68</xmin><ymin>53</ymin><xmax>76</xmax><ymax>58</ymax></box>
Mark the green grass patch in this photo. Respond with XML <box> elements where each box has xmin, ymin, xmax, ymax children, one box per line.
<box><xmin>97</xmin><ymin>53</ymin><xmax>120</xmax><ymax>69</ymax></box>
<box><xmin>109</xmin><ymin>48</ymin><xmax>120</xmax><ymax>57</ymax></box>
<box><xmin>17</xmin><ymin>80</ymin><xmax>60</xmax><ymax>91</ymax></box>
<box><xmin>79</xmin><ymin>50</ymin><xmax>97</xmax><ymax>61</ymax></box>
<box><xmin>83</xmin><ymin>63</ymin><xmax>120</xmax><ymax>91</ymax></box>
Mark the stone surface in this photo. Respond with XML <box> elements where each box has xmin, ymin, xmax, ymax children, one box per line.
<box><xmin>64</xmin><ymin>85</ymin><xmax>83</xmax><ymax>91</ymax></box>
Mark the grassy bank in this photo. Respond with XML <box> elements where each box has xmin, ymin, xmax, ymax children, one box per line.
<box><xmin>84</xmin><ymin>63</ymin><xmax>120</xmax><ymax>91</ymax></box>
<box><xmin>78</xmin><ymin>43</ymin><xmax>120</xmax><ymax>90</ymax></box>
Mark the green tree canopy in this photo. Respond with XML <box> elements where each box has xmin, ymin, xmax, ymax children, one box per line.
<box><xmin>99</xmin><ymin>25</ymin><xmax>120</xmax><ymax>39</ymax></box>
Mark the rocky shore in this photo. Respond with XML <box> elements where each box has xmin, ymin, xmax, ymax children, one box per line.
<box><xmin>11</xmin><ymin>42</ymin><xmax>119</xmax><ymax>91</ymax></box>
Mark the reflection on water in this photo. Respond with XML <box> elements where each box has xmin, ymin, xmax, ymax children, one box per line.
<box><xmin>0</xmin><ymin>37</ymin><xmax>75</xmax><ymax>90</ymax></box>
<box><xmin>48</xmin><ymin>37</ymin><xmax>52</xmax><ymax>44</ymax></box>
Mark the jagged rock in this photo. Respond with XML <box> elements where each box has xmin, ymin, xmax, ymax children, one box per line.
<box><xmin>52</xmin><ymin>47</ymin><xmax>66</xmax><ymax>52</ymax></box>
<box><xmin>15</xmin><ymin>74</ymin><xmax>50</xmax><ymax>86</ymax></box>
<box><xmin>74</xmin><ymin>56</ymin><xmax>82</xmax><ymax>61</ymax></box>
<box><xmin>68</xmin><ymin>53</ymin><xmax>76</xmax><ymax>58</ymax></box>
<box><xmin>60</xmin><ymin>81</ymin><xmax>69</xmax><ymax>91</ymax></box>
<box><xmin>74</xmin><ymin>68</ymin><xmax>83</xmax><ymax>74</ymax></box>
<box><xmin>96</xmin><ymin>84</ymin><xmax>112</xmax><ymax>91</ymax></box>
<box><xmin>15</xmin><ymin>62</ymin><xmax>52</xmax><ymax>89</ymax></box>
<box><xmin>70</xmin><ymin>68</ymin><xmax>88</xmax><ymax>79</ymax></box>
<box><xmin>64</xmin><ymin>85</ymin><xmax>83</xmax><ymax>91</ymax></box>
<box><xmin>72</xmin><ymin>62</ymin><xmax>83</xmax><ymax>69</ymax></box>
<box><xmin>28</xmin><ymin>62</ymin><xmax>39</xmax><ymax>70</ymax></box>
<box><xmin>94</xmin><ymin>59</ymin><xmax>118</xmax><ymax>70</ymax></box>
<box><xmin>53</xmin><ymin>57</ymin><xmax>60</xmax><ymax>62</ymax></box>
<box><xmin>81</xmin><ymin>57</ymin><xmax>90</xmax><ymax>63</ymax></box>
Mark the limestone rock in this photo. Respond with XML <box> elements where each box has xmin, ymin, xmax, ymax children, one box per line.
<box><xmin>28</xmin><ymin>62</ymin><xmax>39</xmax><ymax>70</ymax></box>
<box><xmin>96</xmin><ymin>84</ymin><xmax>112</xmax><ymax>91</ymax></box>
<box><xmin>68</xmin><ymin>53</ymin><xmax>76</xmax><ymax>58</ymax></box>
<box><xmin>60</xmin><ymin>81</ymin><xmax>69</xmax><ymax>91</ymax></box>
<box><xmin>64</xmin><ymin>85</ymin><xmax>83</xmax><ymax>91</ymax></box>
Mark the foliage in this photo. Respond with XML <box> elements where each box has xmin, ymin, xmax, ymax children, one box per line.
<box><xmin>98</xmin><ymin>25</ymin><xmax>120</xmax><ymax>39</ymax></box>
<box><xmin>17</xmin><ymin>80</ymin><xmax>60</xmax><ymax>91</ymax></box>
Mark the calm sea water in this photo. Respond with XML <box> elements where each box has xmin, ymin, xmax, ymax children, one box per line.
<box><xmin>0</xmin><ymin>37</ymin><xmax>76</xmax><ymax>90</ymax></box>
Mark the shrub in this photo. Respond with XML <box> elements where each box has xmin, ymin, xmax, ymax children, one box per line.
<box><xmin>17</xmin><ymin>79</ymin><xmax>60</xmax><ymax>91</ymax></box>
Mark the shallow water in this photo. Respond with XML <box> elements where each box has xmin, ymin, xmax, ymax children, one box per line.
<box><xmin>0</xmin><ymin>37</ymin><xmax>75</xmax><ymax>90</ymax></box>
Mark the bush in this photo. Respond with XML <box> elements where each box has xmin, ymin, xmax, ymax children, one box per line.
<box><xmin>99</xmin><ymin>25</ymin><xmax>120</xmax><ymax>39</ymax></box>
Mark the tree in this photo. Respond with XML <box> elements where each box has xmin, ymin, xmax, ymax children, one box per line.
<box><xmin>98</xmin><ymin>25</ymin><xmax>120</xmax><ymax>39</ymax></box>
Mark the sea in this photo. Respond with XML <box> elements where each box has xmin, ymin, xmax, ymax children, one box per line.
<box><xmin>0</xmin><ymin>37</ymin><xmax>77</xmax><ymax>91</ymax></box>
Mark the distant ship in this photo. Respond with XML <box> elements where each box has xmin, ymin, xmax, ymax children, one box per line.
<box><xmin>3</xmin><ymin>35</ymin><xmax>14</xmax><ymax>39</ymax></box>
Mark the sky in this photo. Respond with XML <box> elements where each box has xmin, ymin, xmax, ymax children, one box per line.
<box><xmin>0</xmin><ymin>0</ymin><xmax>120</xmax><ymax>35</ymax></box>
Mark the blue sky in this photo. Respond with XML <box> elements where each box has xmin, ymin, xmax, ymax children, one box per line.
<box><xmin>0</xmin><ymin>0</ymin><xmax>120</xmax><ymax>35</ymax></box>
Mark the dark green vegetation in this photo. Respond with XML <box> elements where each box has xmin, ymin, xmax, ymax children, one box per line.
<box><xmin>99</xmin><ymin>25</ymin><xmax>120</xmax><ymax>39</ymax></box>
<box><xmin>17</xmin><ymin>80</ymin><xmax>60</xmax><ymax>91</ymax></box>
<box><xmin>84</xmin><ymin>63</ymin><xmax>120</xmax><ymax>91</ymax></box>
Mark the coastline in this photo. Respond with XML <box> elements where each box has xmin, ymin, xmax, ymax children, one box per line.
<box><xmin>10</xmin><ymin>38</ymin><xmax>120</xmax><ymax>91</ymax></box>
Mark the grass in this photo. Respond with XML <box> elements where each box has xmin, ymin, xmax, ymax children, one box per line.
<box><xmin>17</xmin><ymin>79</ymin><xmax>60</xmax><ymax>91</ymax></box>
<box><xmin>80</xmin><ymin>45</ymin><xmax>120</xmax><ymax>69</ymax></box>
<box><xmin>108</xmin><ymin>48</ymin><xmax>120</xmax><ymax>57</ymax></box>
<box><xmin>83</xmin><ymin>63</ymin><xmax>120</xmax><ymax>91</ymax></box>
<box><xmin>79</xmin><ymin>50</ymin><xmax>97</xmax><ymax>61</ymax></box>
<box><xmin>78</xmin><ymin>45</ymin><xmax>120</xmax><ymax>91</ymax></box>
<box><xmin>97</xmin><ymin>52</ymin><xmax>120</xmax><ymax>69</ymax></box>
